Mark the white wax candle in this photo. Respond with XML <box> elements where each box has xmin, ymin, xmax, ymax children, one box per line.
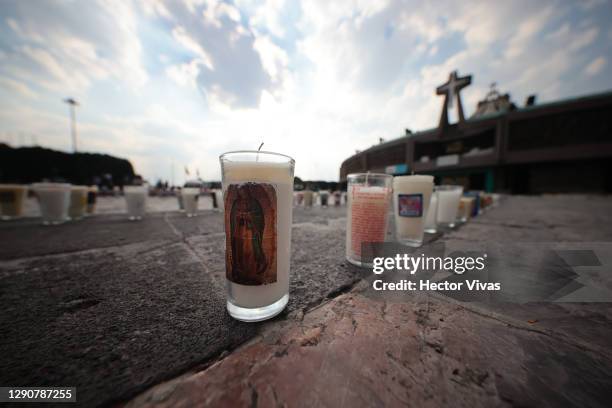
<box><xmin>437</xmin><ymin>187</ymin><xmax>463</xmax><ymax>226</ymax></box>
<box><xmin>32</xmin><ymin>183</ymin><xmax>71</xmax><ymax>224</ymax></box>
<box><xmin>0</xmin><ymin>184</ymin><xmax>28</xmax><ymax>218</ymax></box>
<box><xmin>346</xmin><ymin>185</ymin><xmax>391</xmax><ymax>262</ymax></box>
<box><xmin>124</xmin><ymin>185</ymin><xmax>147</xmax><ymax>219</ymax></box>
<box><xmin>214</xmin><ymin>190</ymin><xmax>223</xmax><ymax>212</ymax></box>
<box><xmin>424</xmin><ymin>191</ymin><xmax>438</xmax><ymax>232</ymax></box>
<box><xmin>393</xmin><ymin>175</ymin><xmax>434</xmax><ymax>246</ymax></box>
<box><xmin>181</xmin><ymin>188</ymin><xmax>200</xmax><ymax>216</ymax></box>
<box><xmin>457</xmin><ymin>197</ymin><xmax>474</xmax><ymax>222</ymax></box>
<box><xmin>69</xmin><ymin>186</ymin><xmax>88</xmax><ymax>220</ymax></box>
<box><xmin>303</xmin><ymin>190</ymin><xmax>313</xmax><ymax>207</ymax></box>
<box><xmin>222</xmin><ymin>161</ymin><xmax>293</xmax><ymax>308</ymax></box>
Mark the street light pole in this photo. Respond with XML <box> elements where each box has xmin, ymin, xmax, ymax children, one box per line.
<box><xmin>63</xmin><ymin>98</ymin><xmax>79</xmax><ymax>152</ymax></box>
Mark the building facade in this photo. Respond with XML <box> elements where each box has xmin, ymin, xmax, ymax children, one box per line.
<box><xmin>339</xmin><ymin>72</ymin><xmax>612</xmax><ymax>193</ymax></box>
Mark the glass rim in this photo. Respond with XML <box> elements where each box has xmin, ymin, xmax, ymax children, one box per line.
<box><xmin>219</xmin><ymin>150</ymin><xmax>295</xmax><ymax>165</ymax></box>
<box><xmin>0</xmin><ymin>183</ymin><xmax>28</xmax><ymax>188</ymax></box>
<box><xmin>435</xmin><ymin>184</ymin><xmax>464</xmax><ymax>191</ymax></box>
<box><xmin>31</xmin><ymin>182</ymin><xmax>71</xmax><ymax>190</ymax></box>
<box><xmin>393</xmin><ymin>174</ymin><xmax>434</xmax><ymax>182</ymax></box>
<box><xmin>124</xmin><ymin>185</ymin><xmax>148</xmax><ymax>191</ymax></box>
<box><xmin>347</xmin><ymin>172</ymin><xmax>392</xmax><ymax>180</ymax></box>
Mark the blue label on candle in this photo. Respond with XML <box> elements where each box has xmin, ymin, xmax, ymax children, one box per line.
<box><xmin>398</xmin><ymin>194</ymin><xmax>423</xmax><ymax>217</ymax></box>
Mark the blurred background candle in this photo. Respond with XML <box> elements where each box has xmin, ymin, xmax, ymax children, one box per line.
<box><xmin>346</xmin><ymin>173</ymin><xmax>392</xmax><ymax>266</ymax></box>
<box><xmin>457</xmin><ymin>196</ymin><xmax>474</xmax><ymax>223</ymax></box>
<box><xmin>393</xmin><ymin>175</ymin><xmax>434</xmax><ymax>247</ymax></box>
<box><xmin>182</xmin><ymin>187</ymin><xmax>199</xmax><ymax>217</ymax></box>
<box><xmin>176</xmin><ymin>187</ymin><xmax>184</xmax><ymax>212</ymax></box>
<box><xmin>220</xmin><ymin>150</ymin><xmax>294</xmax><ymax>322</ymax></box>
<box><xmin>436</xmin><ymin>185</ymin><xmax>464</xmax><ymax>228</ymax></box>
<box><xmin>69</xmin><ymin>185</ymin><xmax>88</xmax><ymax>220</ymax></box>
<box><xmin>32</xmin><ymin>182</ymin><xmax>71</xmax><ymax>225</ymax></box>
<box><xmin>303</xmin><ymin>189</ymin><xmax>313</xmax><ymax>207</ymax></box>
<box><xmin>0</xmin><ymin>184</ymin><xmax>28</xmax><ymax>220</ymax></box>
<box><xmin>214</xmin><ymin>190</ymin><xmax>224</xmax><ymax>212</ymax></box>
<box><xmin>124</xmin><ymin>185</ymin><xmax>147</xmax><ymax>221</ymax></box>
<box><xmin>424</xmin><ymin>190</ymin><xmax>438</xmax><ymax>233</ymax></box>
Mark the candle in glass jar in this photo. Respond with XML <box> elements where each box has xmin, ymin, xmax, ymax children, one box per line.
<box><xmin>32</xmin><ymin>182</ymin><xmax>71</xmax><ymax>225</ymax></box>
<box><xmin>393</xmin><ymin>175</ymin><xmax>434</xmax><ymax>247</ymax></box>
<box><xmin>303</xmin><ymin>190</ymin><xmax>313</xmax><ymax>207</ymax></box>
<box><xmin>220</xmin><ymin>151</ymin><xmax>294</xmax><ymax>322</ymax></box>
<box><xmin>69</xmin><ymin>185</ymin><xmax>88</xmax><ymax>220</ymax></box>
<box><xmin>0</xmin><ymin>184</ymin><xmax>28</xmax><ymax>220</ymax></box>
<box><xmin>436</xmin><ymin>185</ymin><xmax>464</xmax><ymax>228</ymax></box>
<box><xmin>457</xmin><ymin>196</ymin><xmax>474</xmax><ymax>223</ymax></box>
<box><xmin>424</xmin><ymin>191</ymin><xmax>438</xmax><ymax>233</ymax></box>
<box><xmin>346</xmin><ymin>173</ymin><xmax>392</xmax><ymax>267</ymax></box>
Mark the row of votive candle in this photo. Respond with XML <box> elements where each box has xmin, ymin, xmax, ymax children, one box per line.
<box><xmin>0</xmin><ymin>183</ymin><xmax>99</xmax><ymax>224</ymax></box>
<box><xmin>346</xmin><ymin>173</ymin><xmax>499</xmax><ymax>266</ymax></box>
<box><xmin>0</xmin><ymin>183</ymin><xmax>155</xmax><ymax>224</ymax></box>
<box><xmin>293</xmin><ymin>191</ymin><xmax>346</xmax><ymax>207</ymax></box>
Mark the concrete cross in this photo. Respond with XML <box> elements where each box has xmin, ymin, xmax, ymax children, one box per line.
<box><xmin>436</xmin><ymin>70</ymin><xmax>472</xmax><ymax>126</ymax></box>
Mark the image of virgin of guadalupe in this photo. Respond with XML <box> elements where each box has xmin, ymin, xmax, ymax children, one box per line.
<box><xmin>225</xmin><ymin>183</ymin><xmax>277</xmax><ymax>285</ymax></box>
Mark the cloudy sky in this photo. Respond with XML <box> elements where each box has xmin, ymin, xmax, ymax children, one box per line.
<box><xmin>1</xmin><ymin>0</ymin><xmax>611</xmax><ymax>183</ymax></box>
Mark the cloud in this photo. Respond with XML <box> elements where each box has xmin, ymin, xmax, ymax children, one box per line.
<box><xmin>150</xmin><ymin>0</ymin><xmax>273</xmax><ymax>110</ymax></box>
<box><xmin>504</xmin><ymin>6</ymin><xmax>555</xmax><ymax>58</ymax></box>
<box><xmin>568</xmin><ymin>27</ymin><xmax>599</xmax><ymax>51</ymax></box>
<box><xmin>0</xmin><ymin>0</ymin><xmax>147</xmax><ymax>94</ymax></box>
<box><xmin>0</xmin><ymin>0</ymin><xmax>611</xmax><ymax>183</ymax></box>
<box><xmin>585</xmin><ymin>56</ymin><xmax>606</xmax><ymax>77</ymax></box>
<box><xmin>0</xmin><ymin>76</ymin><xmax>38</xmax><ymax>99</ymax></box>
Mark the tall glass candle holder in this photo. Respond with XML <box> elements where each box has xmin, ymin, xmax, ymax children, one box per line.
<box><xmin>32</xmin><ymin>183</ymin><xmax>71</xmax><ymax>225</ymax></box>
<box><xmin>69</xmin><ymin>185</ymin><xmax>88</xmax><ymax>220</ymax></box>
<box><xmin>181</xmin><ymin>187</ymin><xmax>199</xmax><ymax>217</ymax></box>
<box><xmin>393</xmin><ymin>175</ymin><xmax>434</xmax><ymax>247</ymax></box>
<box><xmin>457</xmin><ymin>196</ymin><xmax>474</xmax><ymax>223</ymax></box>
<box><xmin>436</xmin><ymin>185</ymin><xmax>464</xmax><ymax>228</ymax></box>
<box><xmin>346</xmin><ymin>173</ymin><xmax>392</xmax><ymax>267</ymax></box>
<box><xmin>220</xmin><ymin>151</ymin><xmax>294</xmax><ymax>322</ymax></box>
<box><xmin>424</xmin><ymin>190</ymin><xmax>438</xmax><ymax>233</ymax></box>
<box><xmin>303</xmin><ymin>190</ymin><xmax>313</xmax><ymax>207</ymax></box>
<box><xmin>0</xmin><ymin>184</ymin><xmax>28</xmax><ymax>220</ymax></box>
<box><xmin>124</xmin><ymin>185</ymin><xmax>147</xmax><ymax>221</ymax></box>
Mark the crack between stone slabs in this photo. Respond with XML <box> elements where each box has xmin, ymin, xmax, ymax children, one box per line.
<box><xmin>426</xmin><ymin>291</ymin><xmax>612</xmax><ymax>360</ymax></box>
<box><xmin>0</xmin><ymin>239</ymin><xmax>178</xmax><ymax>278</ymax></box>
<box><xmin>162</xmin><ymin>213</ymin><xmax>223</xmax><ymax>292</ymax></box>
<box><xmin>471</xmin><ymin>220</ymin><xmax>554</xmax><ymax>230</ymax></box>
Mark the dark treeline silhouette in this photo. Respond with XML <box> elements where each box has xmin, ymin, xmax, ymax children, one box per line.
<box><xmin>0</xmin><ymin>144</ymin><xmax>135</xmax><ymax>185</ymax></box>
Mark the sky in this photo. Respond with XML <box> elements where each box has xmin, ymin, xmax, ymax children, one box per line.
<box><xmin>0</xmin><ymin>0</ymin><xmax>611</xmax><ymax>184</ymax></box>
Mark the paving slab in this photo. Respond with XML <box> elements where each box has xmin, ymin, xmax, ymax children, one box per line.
<box><xmin>2</xmin><ymin>195</ymin><xmax>612</xmax><ymax>407</ymax></box>
<box><xmin>0</xmin><ymin>240</ymin><xmax>259</xmax><ymax>407</ymax></box>
<box><xmin>127</xmin><ymin>292</ymin><xmax>612</xmax><ymax>408</ymax></box>
<box><xmin>126</xmin><ymin>195</ymin><xmax>612</xmax><ymax>408</ymax></box>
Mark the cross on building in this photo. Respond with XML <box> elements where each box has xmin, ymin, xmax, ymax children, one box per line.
<box><xmin>436</xmin><ymin>70</ymin><xmax>472</xmax><ymax>127</ymax></box>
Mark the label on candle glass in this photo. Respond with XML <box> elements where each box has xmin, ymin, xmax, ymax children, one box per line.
<box><xmin>398</xmin><ymin>193</ymin><xmax>423</xmax><ymax>217</ymax></box>
<box><xmin>224</xmin><ymin>182</ymin><xmax>277</xmax><ymax>285</ymax></box>
<box><xmin>350</xmin><ymin>186</ymin><xmax>390</xmax><ymax>257</ymax></box>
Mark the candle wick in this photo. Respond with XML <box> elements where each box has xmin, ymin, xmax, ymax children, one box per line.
<box><xmin>258</xmin><ymin>142</ymin><xmax>264</xmax><ymax>151</ymax></box>
<box><xmin>256</xmin><ymin>142</ymin><xmax>264</xmax><ymax>162</ymax></box>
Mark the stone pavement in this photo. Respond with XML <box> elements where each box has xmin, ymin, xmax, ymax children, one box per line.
<box><xmin>1</xmin><ymin>196</ymin><xmax>612</xmax><ymax>407</ymax></box>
